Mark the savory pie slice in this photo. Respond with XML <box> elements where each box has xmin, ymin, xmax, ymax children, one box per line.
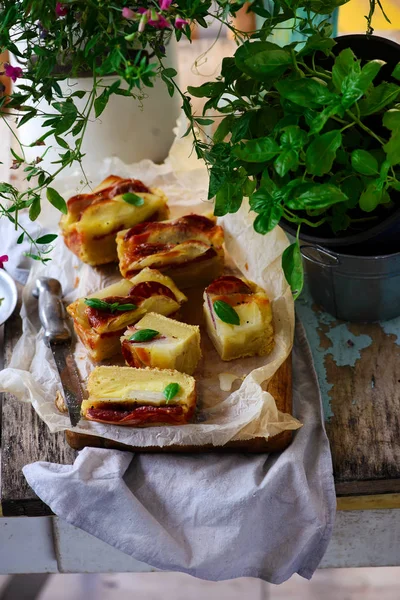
<box><xmin>82</xmin><ymin>365</ymin><xmax>196</xmax><ymax>426</ymax></box>
<box><xmin>67</xmin><ymin>268</ymin><xmax>187</xmax><ymax>362</ymax></box>
<box><xmin>121</xmin><ymin>312</ymin><xmax>201</xmax><ymax>374</ymax></box>
<box><xmin>60</xmin><ymin>175</ymin><xmax>169</xmax><ymax>266</ymax></box>
<box><xmin>203</xmin><ymin>275</ymin><xmax>274</xmax><ymax>361</ymax></box>
<box><xmin>116</xmin><ymin>214</ymin><xmax>224</xmax><ymax>288</ymax></box>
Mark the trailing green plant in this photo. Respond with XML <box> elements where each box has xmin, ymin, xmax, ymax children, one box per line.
<box><xmin>0</xmin><ymin>0</ymin><xmax>248</xmax><ymax>260</ymax></box>
<box><xmin>186</xmin><ymin>0</ymin><xmax>397</xmax><ymax>297</ymax></box>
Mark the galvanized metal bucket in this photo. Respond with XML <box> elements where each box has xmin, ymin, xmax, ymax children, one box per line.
<box><xmin>300</xmin><ymin>245</ymin><xmax>400</xmax><ymax>322</ymax></box>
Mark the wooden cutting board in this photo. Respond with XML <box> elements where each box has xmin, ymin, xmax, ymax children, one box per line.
<box><xmin>65</xmin><ymin>355</ymin><xmax>293</xmax><ymax>453</ymax></box>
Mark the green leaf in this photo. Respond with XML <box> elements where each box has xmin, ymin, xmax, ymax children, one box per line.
<box><xmin>250</xmin><ymin>188</ymin><xmax>274</xmax><ymax>213</ymax></box>
<box><xmin>286</xmin><ymin>183</ymin><xmax>348</xmax><ymax>210</ymax></box>
<box><xmin>299</xmin><ymin>33</ymin><xmax>336</xmax><ymax>56</ymax></box>
<box><xmin>129</xmin><ymin>329</ymin><xmax>160</xmax><ymax>342</ymax></box>
<box><xmin>36</xmin><ymin>234</ymin><xmax>58</xmax><ymax>244</ymax></box>
<box><xmin>17</xmin><ymin>111</ymin><xmax>37</xmax><ymax>128</ymax></box>
<box><xmin>214</xmin><ymin>180</ymin><xmax>243</xmax><ymax>216</ymax></box>
<box><xmin>351</xmin><ymin>149</ymin><xmax>379</xmax><ymax>175</ymax></box>
<box><xmin>332</xmin><ymin>48</ymin><xmax>358</xmax><ymax>92</ymax></box>
<box><xmin>383</xmin><ymin>109</ymin><xmax>400</xmax><ymax>130</ymax></box>
<box><xmin>253</xmin><ymin>204</ymin><xmax>283</xmax><ymax>234</ymax></box>
<box><xmin>341</xmin><ymin>60</ymin><xmax>385</xmax><ymax>109</ymax></box>
<box><xmin>235</xmin><ymin>41</ymin><xmax>292</xmax><ymax>80</ymax></box>
<box><xmin>359</xmin><ymin>182</ymin><xmax>383</xmax><ymax>212</ymax></box>
<box><xmin>213</xmin><ymin>300</ymin><xmax>240</xmax><ymax>325</ymax></box>
<box><xmin>29</xmin><ymin>196</ymin><xmax>41</xmax><ymax>221</ymax></box>
<box><xmin>275</xmin><ymin>77</ymin><xmax>334</xmax><ymax>108</ymax></box>
<box><xmin>274</xmin><ymin>149</ymin><xmax>299</xmax><ymax>177</ymax></box>
<box><xmin>282</xmin><ymin>242</ymin><xmax>304</xmax><ymax>300</ymax></box>
<box><xmin>306</xmin><ymin>131</ymin><xmax>342</xmax><ymax>176</ymax></box>
<box><xmin>384</xmin><ymin>130</ymin><xmax>400</xmax><ymax>165</ymax></box>
<box><xmin>55</xmin><ymin>135</ymin><xmax>69</xmax><ymax>150</ymax></box>
<box><xmin>195</xmin><ymin>117</ymin><xmax>214</xmax><ymax>126</ymax></box>
<box><xmin>233</xmin><ymin>137</ymin><xmax>280</xmax><ymax>162</ymax></box>
<box><xmin>17</xmin><ymin>232</ymin><xmax>24</xmax><ymax>244</ymax></box>
<box><xmin>213</xmin><ymin>116</ymin><xmax>234</xmax><ymax>143</ymax></box>
<box><xmin>308</xmin><ymin>0</ymin><xmax>352</xmax><ymax>14</ymax></box>
<box><xmin>392</xmin><ymin>63</ymin><xmax>400</xmax><ymax>80</ymax></box>
<box><xmin>84</xmin><ymin>298</ymin><xmax>137</xmax><ymax>312</ymax></box>
<box><xmin>308</xmin><ymin>100</ymin><xmax>343</xmax><ymax>135</ymax></box>
<box><xmin>358</xmin><ymin>83</ymin><xmax>400</xmax><ymax>116</ymax></box>
<box><xmin>162</xmin><ymin>68</ymin><xmax>177</xmax><ymax>78</ymax></box>
<box><xmin>280</xmin><ymin>125</ymin><xmax>308</xmax><ymax>150</ymax></box>
<box><xmin>163</xmin><ymin>382</ymin><xmax>180</xmax><ymax>402</ymax></box>
<box><xmin>46</xmin><ymin>188</ymin><xmax>67</xmax><ymax>214</ymax></box>
<box><xmin>122</xmin><ymin>192</ymin><xmax>145</xmax><ymax>206</ymax></box>
<box><xmin>187</xmin><ymin>82</ymin><xmax>225</xmax><ymax>98</ymax></box>
<box><xmin>231</xmin><ymin>113</ymin><xmax>252</xmax><ymax>144</ymax></box>
<box><xmin>243</xmin><ymin>178</ymin><xmax>256</xmax><ymax>197</ymax></box>
<box><xmin>94</xmin><ymin>89</ymin><xmax>109</xmax><ymax>118</ymax></box>
<box><xmin>208</xmin><ymin>166</ymin><xmax>226</xmax><ymax>200</ymax></box>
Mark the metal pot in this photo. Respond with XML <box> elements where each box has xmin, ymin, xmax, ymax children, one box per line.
<box><xmin>301</xmin><ymin>245</ymin><xmax>400</xmax><ymax>322</ymax></box>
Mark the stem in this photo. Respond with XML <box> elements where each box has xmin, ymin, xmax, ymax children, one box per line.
<box><xmin>345</xmin><ymin>109</ymin><xmax>386</xmax><ymax>145</ymax></box>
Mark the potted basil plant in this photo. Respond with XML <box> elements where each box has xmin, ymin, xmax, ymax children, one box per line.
<box><xmin>186</xmin><ymin>0</ymin><xmax>400</xmax><ymax>321</ymax></box>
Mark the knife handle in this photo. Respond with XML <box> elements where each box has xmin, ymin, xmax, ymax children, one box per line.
<box><xmin>35</xmin><ymin>277</ymin><xmax>71</xmax><ymax>346</ymax></box>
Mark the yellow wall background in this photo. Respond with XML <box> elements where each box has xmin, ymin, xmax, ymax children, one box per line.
<box><xmin>338</xmin><ymin>0</ymin><xmax>400</xmax><ymax>33</ymax></box>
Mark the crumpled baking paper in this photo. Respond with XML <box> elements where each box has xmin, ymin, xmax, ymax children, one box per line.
<box><xmin>0</xmin><ymin>116</ymin><xmax>301</xmax><ymax>447</ymax></box>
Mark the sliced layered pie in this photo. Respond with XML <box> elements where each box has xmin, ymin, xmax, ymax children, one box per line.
<box><xmin>116</xmin><ymin>214</ymin><xmax>224</xmax><ymax>288</ymax></box>
<box><xmin>82</xmin><ymin>366</ymin><xmax>196</xmax><ymax>426</ymax></box>
<box><xmin>203</xmin><ymin>275</ymin><xmax>274</xmax><ymax>361</ymax></box>
<box><xmin>121</xmin><ymin>312</ymin><xmax>201</xmax><ymax>375</ymax></box>
<box><xmin>67</xmin><ymin>268</ymin><xmax>187</xmax><ymax>362</ymax></box>
<box><xmin>60</xmin><ymin>175</ymin><xmax>169</xmax><ymax>266</ymax></box>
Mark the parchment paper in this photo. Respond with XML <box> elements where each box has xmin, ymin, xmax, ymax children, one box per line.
<box><xmin>0</xmin><ymin>116</ymin><xmax>301</xmax><ymax>447</ymax></box>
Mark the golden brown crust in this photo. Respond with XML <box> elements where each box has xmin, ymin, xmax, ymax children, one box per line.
<box><xmin>60</xmin><ymin>176</ymin><xmax>169</xmax><ymax>266</ymax></box>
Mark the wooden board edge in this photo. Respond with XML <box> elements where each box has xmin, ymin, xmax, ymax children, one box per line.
<box><xmin>65</xmin><ymin>428</ymin><xmax>293</xmax><ymax>454</ymax></box>
<box><xmin>337</xmin><ymin>493</ymin><xmax>400</xmax><ymax>511</ymax></box>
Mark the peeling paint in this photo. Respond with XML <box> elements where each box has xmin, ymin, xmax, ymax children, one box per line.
<box><xmin>325</xmin><ymin>324</ymin><xmax>372</xmax><ymax>367</ymax></box>
<box><xmin>297</xmin><ymin>282</ymin><xmax>373</xmax><ymax>421</ymax></box>
<box><xmin>381</xmin><ymin>316</ymin><xmax>400</xmax><ymax>345</ymax></box>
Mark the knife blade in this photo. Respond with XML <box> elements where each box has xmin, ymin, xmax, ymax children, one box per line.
<box><xmin>34</xmin><ymin>277</ymin><xmax>83</xmax><ymax>427</ymax></box>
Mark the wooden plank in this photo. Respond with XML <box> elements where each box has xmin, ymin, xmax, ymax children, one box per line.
<box><xmin>297</xmin><ymin>291</ymin><xmax>400</xmax><ymax>496</ymax></box>
<box><xmin>65</xmin><ymin>356</ymin><xmax>293</xmax><ymax>454</ymax></box>
<box><xmin>337</xmin><ymin>493</ymin><xmax>400</xmax><ymax>511</ymax></box>
<box><xmin>1</xmin><ymin>309</ymin><xmax>76</xmax><ymax>517</ymax></box>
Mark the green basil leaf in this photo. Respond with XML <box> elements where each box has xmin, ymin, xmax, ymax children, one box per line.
<box><xmin>36</xmin><ymin>234</ymin><xmax>58</xmax><ymax>244</ymax></box>
<box><xmin>122</xmin><ymin>192</ymin><xmax>145</xmax><ymax>206</ymax></box>
<box><xmin>214</xmin><ymin>180</ymin><xmax>243</xmax><ymax>216</ymax></box>
<box><xmin>243</xmin><ymin>178</ymin><xmax>256</xmax><ymax>197</ymax></box>
<box><xmin>29</xmin><ymin>196</ymin><xmax>41</xmax><ymax>221</ymax></box>
<box><xmin>299</xmin><ymin>33</ymin><xmax>336</xmax><ymax>56</ymax></box>
<box><xmin>94</xmin><ymin>89</ymin><xmax>109</xmax><ymax>118</ymax></box>
<box><xmin>384</xmin><ymin>129</ymin><xmax>400</xmax><ymax>165</ymax></box>
<box><xmin>358</xmin><ymin>83</ymin><xmax>400</xmax><ymax>116</ymax></box>
<box><xmin>351</xmin><ymin>149</ymin><xmax>379</xmax><ymax>175</ymax></box>
<box><xmin>208</xmin><ymin>166</ymin><xmax>226</xmax><ymax>200</ymax></box>
<box><xmin>235</xmin><ymin>41</ymin><xmax>292</xmax><ymax>80</ymax></box>
<box><xmin>213</xmin><ymin>300</ymin><xmax>240</xmax><ymax>326</ymax></box>
<box><xmin>46</xmin><ymin>187</ymin><xmax>67</xmax><ymax>214</ymax></box>
<box><xmin>383</xmin><ymin>109</ymin><xmax>400</xmax><ymax>131</ymax></box>
<box><xmin>286</xmin><ymin>183</ymin><xmax>348</xmax><ymax>210</ymax></box>
<box><xmin>282</xmin><ymin>242</ymin><xmax>304</xmax><ymax>300</ymax></box>
<box><xmin>279</xmin><ymin>125</ymin><xmax>308</xmax><ymax>150</ymax></box>
<box><xmin>332</xmin><ymin>48</ymin><xmax>359</xmax><ymax>93</ymax></box>
<box><xmin>213</xmin><ymin>116</ymin><xmax>234</xmax><ymax>143</ymax></box>
<box><xmin>306</xmin><ymin>131</ymin><xmax>342</xmax><ymax>176</ymax></box>
<box><xmin>359</xmin><ymin>182</ymin><xmax>383</xmax><ymax>212</ymax></box>
<box><xmin>187</xmin><ymin>82</ymin><xmax>225</xmax><ymax>98</ymax></box>
<box><xmin>308</xmin><ymin>100</ymin><xmax>343</xmax><ymax>135</ymax></box>
<box><xmin>392</xmin><ymin>63</ymin><xmax>400</xmax><ymax>80</ymax></box>
<box><xmin>254</xmin><ymin>204</ymin><xmax>283</xmax><ymax>234</ymax></box>
<box><xmin>275</xmin><ymin>77</ymin><xmax>334</xmax><ymax>108</ymax></box>
<box><xmin>115</xmin><ymin>303</ymin><xmax>138</xmax><ymax>311</ymax></box>
<box><xmin>233</xmin><ymin>137</ymin><xmax>280</xmax><ymax>162</ymax></box>
<box><xmin>195</xmin><ymin>117</ymin><xmax>214</xmax><ymax>126</ymax></box>
<box><xmin>308</xmin><ymin>0</ymin><xmax>350</xmax><ymax>14</ymax></box>
<box><xmin>84</xmin><ymin>298</ymin><xmax>114</xmax><ymax>311</ymax></box>
<box><xmin>341</xmin><ymin>59</ymin><xmax>385</xmax><ymax>109</ymax></box>
<box><xmin>163</xmin><ymin>382</ymin><xmax>180</xmax><ymax>402</ymax></box>
<box><xmin>129</xmin><ymin>329</ymin><xmax>159</xmax><ymax>342</ymax></box>
<box><xmin>274</xmin><ymin>148</ymin><xmax>299</xmax><ymax>177</ymax></box>
<box><xmin>249</xmin><ymin>188</ymin><xmax>274</xmax><ymax>213</ymax></box>
<box><xmin>231</xmin><ymin>113</ymin><xmax>252</xmax><ymax>144</ymax></box>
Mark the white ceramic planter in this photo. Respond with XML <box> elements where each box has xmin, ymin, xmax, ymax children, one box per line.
<box><xmin>13</xmin><ymin>43</ymin><xmax>180</xmax><ymax>171</ymax></box>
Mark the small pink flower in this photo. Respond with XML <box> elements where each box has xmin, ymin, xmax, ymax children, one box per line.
<box><xmin>55</xmin><ymin>3</ymin><xmax>68</xmax><ymax>17</ymax></box>
<box><xmin>122</xmin><ymin>7</ymin><xmax>135</xmax><ymax>19</ymax></box>
<box><xmin>175</xmin><ymin>16</ymin><xmax>188</xmax><ymax>29</ymax></box>
<box><xmin>159</xmin><ymin>0</ymin><xmax>172</xmax><ymax>10</ymax></box>
<box><xmin>0</xmin><ymin>255</ymin><xmax>8</xmax><ymax>269</ymax></box>
<box><xmin>137</xmin><ymin>7</ymin><xmax>170</xmax><ymax>29</ymax></box>
<box><xmin>4</xmin><ymin>64</ymin><xmax>23</xmax><ymax>82</ymax></box>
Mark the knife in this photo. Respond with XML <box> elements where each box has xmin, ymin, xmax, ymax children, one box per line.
<box><xmin>33</xmin><ymin>277</ymin><xmax>83</xmax><ymax>427</ymax></box>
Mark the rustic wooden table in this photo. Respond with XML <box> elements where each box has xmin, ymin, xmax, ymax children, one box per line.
<box><xmin>1</xmin><ymin>38</ymin><xmax>400</xmax><ymax>571</ymax></box>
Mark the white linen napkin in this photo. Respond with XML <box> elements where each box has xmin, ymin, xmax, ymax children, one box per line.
<box><xmin>23</xmin><ymin>322</ymin><xmax>335</xmax><ymax>584</ymax></box>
